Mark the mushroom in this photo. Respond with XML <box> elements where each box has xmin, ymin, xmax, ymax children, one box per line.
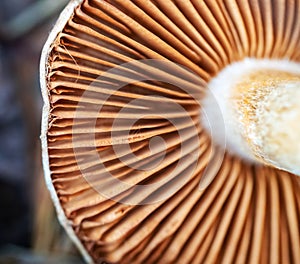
<box><xmin>40</xmin><ymin>0</ymin><xmax>300</xmax><ymax>263</ymax></box>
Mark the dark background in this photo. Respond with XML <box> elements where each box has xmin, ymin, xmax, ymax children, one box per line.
<box><xmin>0</xmin><ymin>0</ymin><xmax>83</xmax><ymax>263</ymax></box>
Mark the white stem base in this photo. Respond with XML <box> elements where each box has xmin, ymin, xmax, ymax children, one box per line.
<box><xmin>201</xmin><ymin>58</ymin><xmax>300</xmax><ymax>176</ymax></box>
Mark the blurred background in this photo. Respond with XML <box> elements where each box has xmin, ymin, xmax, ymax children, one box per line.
<box><xmin>0</xmin><ymin>0</ymin><xmax>83</xmax><ymax>263</ymax></box>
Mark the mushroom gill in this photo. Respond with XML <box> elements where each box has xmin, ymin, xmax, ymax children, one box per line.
<box><xmin>40</xmin><ymin>0</ymin><xmax>300</xmax><ymax>263</ymax></box>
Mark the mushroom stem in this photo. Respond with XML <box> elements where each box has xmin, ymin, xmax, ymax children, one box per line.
<box><xmin>202</xmin><ymin>58</ymin><xmax>300</xmax><ymax>175</ymax></box>
<box><xmin>233</xmin><ymin>70</ymin><xmax>300</xmax><ymax>175</ymax></box>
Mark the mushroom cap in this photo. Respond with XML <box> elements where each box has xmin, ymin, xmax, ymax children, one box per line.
<box><xmin>41</xmin><ymin>0</ymin><xmax>300</xmax><ymax>263</ymax></box>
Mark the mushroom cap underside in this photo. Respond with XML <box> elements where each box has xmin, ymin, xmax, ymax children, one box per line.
<box><xmin>41</xmin><ymin>0</ymin><xmax>300</xmax><ymax>263</ymax></box>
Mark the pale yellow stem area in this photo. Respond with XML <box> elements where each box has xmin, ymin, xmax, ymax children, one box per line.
<box><xmin>232</xmin><ymin>70</ymin><xmax>300</xmax><ymax>175</ymax></box>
